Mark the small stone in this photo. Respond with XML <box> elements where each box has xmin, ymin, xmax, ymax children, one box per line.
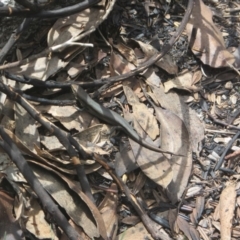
<box><xmin>230</xmin><ymin>95</ymin><xmax>238</xmax><ymax>104</ymax></box>
<box><xmin>165</xmin><ymin>14</ymin><xmax>171</xmax><ymax>19</ymax></box>
<box><xmin>225</xmin><ymin>81</ymin><xmax>233</xmax><ymax>90</ymax></box>
<box><xmin>222</xmin><ymin>94</ymin><xmax>227</xmax><ymax>100</ymax></box>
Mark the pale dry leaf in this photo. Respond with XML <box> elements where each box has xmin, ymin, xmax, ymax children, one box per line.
<box><xmin>25</xmin><ymin>198</ymin><xmax>58</xmax><ymax>239</ymax></box>
<box><xmin>168</xmin><ymin>209</ymin><xmax>178</xmax><ymax>233</ymax></box>
<box><xmin>186</xmin><ymin>0</ymin><xmax>237</xmax><ymax>68</ymax></box>
<box><xmin>47</xmin><ymin>105</ymin><xmax>93</xmax><ymax>132</ymax></box>
<box><xmin>99</xmin><ymin>184</ymin><xmax>118</xmax><ymax>239</ymax></box>
<box><xmin>164</xmin><ymin>71</ymin><xmax>201</xmax><ymax>93</ymax></box>
<box><xmin>132</xmin><ymin>171</ymin><xmax>146</xmax><ymax>195</ymax></box>
<box><xmin>120</xmin><ymin>104</ymin><xmax>172</xmax><ymax>188</ymax></box>
<box><xmin>114</xmin><ymin>144</ymin><xmax>138</xmax><ymax>176</ymax></box>
<box><xmin>31</xmin><ymin>164</ymin><xmax>103</xmax><ymax>239</ymax></box>
<box><xmin>143</xmin><ymin>67</ymin><xmax>161</xmax><ymax>87</ymax></box>
<box><xmin>110</xmin><ymin>52</ymin><xmax>136</xmax><ymax>76</ymax></box>
<box><xmin>4</xmin><ymin>164</ymin><xmax>27</xmax><ymax>183</ymax></box>
<box><xmin>152</xmin><ymin>85</ymin><xmax>204</xmax><ymax>156</ymax></box>
<box><xmin>14</xmin><ymin>103</ymin><xmax>40</xmax><ymax>153</ymax></box>
<box><xmin>38</xmin><ymin>162</ymin><xmax>108</xmax><ymax>239</ymax></box>
<box><xmin>48</xmin><ymin>4</ymin><xmax>105</xmax><ymax>47</ymax></box>
<box><xmin>116</xmin><ymin>222</ymin><xmax>154</xmax><ymax>240</ymax></box>
<box><xmin>41</xmin><ymin>135</ymin><xmax>63</xmax><ymax>151</ymax></box>
<box><xmin>123</xmin><ymin>84</ymin><xmax>159</xmax><ymax>140</ymax></box>
<box><xmin>121</xmin><ymin>216</ymin><xmax>140</xmax><ymax>225</ymax></box>
<box><xmin>129</xmin><ymin>119</ymin><xmax>172</xmax><ymax>188</ymax></box>
<box><xmin>220</xmin><ymin>182</ymin><xmax>236</xmax><ymax>240</ymax></box>
<box><xmin>197</xmin><ymin>226</ymin><xmax>210</xmax><ymax>240</ymax></box>
<box><xmin>192</xmin><ymin>70</ymin><xmax>202</xmax><ymax>85</ymax></box>
<box><xmin>13</xmin><ymin>191</ymin><xmax>24</xmax><ymax>221</ymax></box>
<box><xmin>213</xmin><ymin>202</ymin><xmax>220</xmax><ymax>221</ymax></box>
<box><xmin>212</xmin><ymin>220</ymin><xmax>221</xmax><ymax>232</ymax></box>
<box><xmin>177</xmin><ymin>216</ymin><xmax>200</xmax><ymax>240</ymax></box>
<box><xmin>66</xmin><ymin>55</ymin><xmax>86</xmax><ymax>78</ymax></box>
<box><xmin>8</xmin><ymin>56</ymin><xmax>66</xmax><ymax>84</ymax></box>
<box><xmin>152</xmin><ymin>103</ymin><xmax>192</xmax><ymax>202</ymax></box>
<box><xmin>1</xmin><ymin>115</ymin><xmax>15</xmax><ymax>132</ymax></box>
<box><xmin>196</xmin><ymin>196</ymin><xmax>205</xmax><ymax>220</ymax></box>
<box><xmin>3</xmin><ymin>126</ymin><xmax>76</xmax><ymax>176</ymax></box>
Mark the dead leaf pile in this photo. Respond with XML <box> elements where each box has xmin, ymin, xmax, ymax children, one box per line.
<box><xmin>0</xmin><ymin>0</ymin><xmax>240</xmax><ymax>239</ymax></box>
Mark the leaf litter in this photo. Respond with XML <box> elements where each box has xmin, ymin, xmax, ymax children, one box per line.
<box><xmin>0</xmin><ymin>0</ymin><xmax>240</xmax><ymax>239</ymax></box>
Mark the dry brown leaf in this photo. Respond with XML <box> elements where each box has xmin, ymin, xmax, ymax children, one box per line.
<box><xmin>119</xmin><ymin>101</ymin><xmax>172</xmax><ymax>187</ymax></box>
<box><xmin>186</xmin><ymin>0</ymin><xmax>237</xmax><ymax>68</ymax></box>
<box><xmin>123</xmin><ymin>84</ymin><xmax>159</xmax><ymax>140</ymax></box>
<box><xmin>132</xmin><ymin>39</ymin><xmax>178</xmax><ymax>74</ymax></box>
<box><xmin>99</xmin><ymin>184</ymin><xmax>118</xmax><ymax>239</ymax></box>
<box><xmin>151</xmin><ymin>101</ymin><xmax>192</xmax><ymax>202</ymax></box>
<box><xmin>0</xmin><ymin>150</ymin><xmax>11</xmax><ymax>172</ymax></box>
<box><xmin>0</xmin><ymin>191</ymin><xmax>23</xmax><ymax>240</ymax></box>
<box><xmin>132</xmin><ymin>171</ymin><xmax>146</xmax><ymax>195</ymax></box>
<box><xmin>220</xmin><ymin>182</ymin><xmax>236</xmax><ymax>240</ymax></box>
<box><xmin>3</xmin><ymin>127</ymin><xmax>100</xmax><ymax>175</ymax></box>
<box><xmin>177</xmin><ymin>216</ymin><xmax>200</xmax><ymax>240</ymax></box>
<box><xmin>3</xmin><ymin>128</ymin><xmax>77</xmax><ymax>175</ymax></box>
<box><xmin>30</xmin><ymin>163</ymin><xmax>108</xmax><ymax>239</ymax></box>
<box><xmin>34</xmin><ymin>145</ymin><xmax>70</xmax><ymax>165</ymax></box>
<box><xmin>164</xmin><ymin>71</ymin><xmax>201</xmax><ymax>93</ymax></box>
<box><xmin>109</xmin><ymin>37</ymin><xmax>137</xmax><ymax>65</ymax></box>
<box><xmin>152</xmin><ymin>85</ymin><xmax>204</xmax><ymax>156</ymax></box>
<box><xmin>129</xmin><ymin>119</ymin><xmax>173</xmax><ymax>188</ymax></box>
<box><xmin>121</xmin><ymin>216</ymin><xmax>140</xmax><ymax>225</ymax></box>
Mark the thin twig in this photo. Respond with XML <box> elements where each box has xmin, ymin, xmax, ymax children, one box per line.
<box><xmin>13</xmin><ymin>88</ymin><xmax>76</xmax><ymax>106</ymax></box>
<box><xmin>0</xmin><ymin>18</ymin><xmax>31</xmax><ymax>63</ymax></box>
<box><xmin>214</xmin><ymin>131</ymin><xmax>240</xmax><ymax>171</ymax></box>
<box><xmin>206</xmin><ymin>112</ymin><xmax>240</xmax><ymax>131</ymax></box>
<box><xmin>14</xmin><ymin>0</ymin><xmax>38</xmax><ymax>10</ymax></box>
<box><xmin>0</xmin><ymin>0</ymin><xmax>101</xmax><ymax>18</ymax></box>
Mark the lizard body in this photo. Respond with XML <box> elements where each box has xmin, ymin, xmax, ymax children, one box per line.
<box><xmin>72</xmin><ymin>84</ymin><xmax>174</xmax><ymax>155</ymax></box>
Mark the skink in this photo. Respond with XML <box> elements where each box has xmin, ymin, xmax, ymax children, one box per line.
<box><xmin>72</xmin><ymin>84</ymin><xmax>175</xmax><ymax>155</ymax></box>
